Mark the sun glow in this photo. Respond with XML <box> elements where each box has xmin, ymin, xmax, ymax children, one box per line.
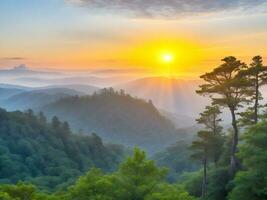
<box><xmin>77</xmin><ymin>37</ymin><xmax>205</xmax><ymax>77</ymax></box>
<box><xmin>162</xmin><ymin>53</ymin><xmax>174</xmax><ymax>63</ymax></box>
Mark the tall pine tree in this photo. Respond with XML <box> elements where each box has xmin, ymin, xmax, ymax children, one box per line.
<box><xmin>239</xmin><ymin>56</ymin><xmax>267</xmax><ymax>125</ymax></box>
<box><xmin>196</xmin><ymin>105</ymin><xmax>224</xmax><ymax>166</ymax></box>
<box><xmin>191</xmin><ymin>105</ymin><xmax>224</xmax><ymax>198</ymax></box>
<box><xmin>197</xmin><ymin>56</ymin><xmax>253</xmax><ymax>175</ymax></box>
<box><xmin>191</xmin><ymin>130</ymin><xmax>213</xmax><ymax>198</ymax></box>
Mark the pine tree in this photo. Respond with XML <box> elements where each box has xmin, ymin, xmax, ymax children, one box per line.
<box><xmin>196</xmin><ymin>105</ymin><xmax>224</xmax><ymax>166</ymax></box>
<box><xmin>191</xmin><ymin>130</ymin><xmax>213</xmax><ymax>198</ymax></box>
<box><xmin>62</xmin><ymin>121</ymin><xmax>71</xmax><ymax>134</ymax></box>
<box><xmin>51</xmin><ymin>116</ymin><xmax>61</xmax><ymax>130</ymax></box>
<box><xmin>239</xmin><ymin>56</ymin><xmax>267</xmax><ymax>125</ymax></box>
<box><xmin>191</xmin><ymin>105</ymin><xmax>224</xmax><ymax>198</ymax></box>
<box><xmin>197</xmin><ymin>56</ymin><xmax>253</xmax><ymax>175</ymax></box>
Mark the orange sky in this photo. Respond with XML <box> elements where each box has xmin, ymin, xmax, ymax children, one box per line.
<box><xmin>1</xmin><ymin>1</ymin><xmax>267</xmax><ymax>78</ymax></box>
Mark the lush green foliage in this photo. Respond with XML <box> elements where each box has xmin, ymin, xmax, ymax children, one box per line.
<box><xmin>66</xmin><ymin>148</ymin><xmax>196</xmax><ymax>200</ymax></box>
<box><xmin>0</xmin><ymin>109</ymin><xmax>126</xmax><ymax>191</ymax></box>
<box><xmin>0</xmin><ymin>149</ymin><xmax>196</xmax><ymax>200</ymax></box>
<box><xmin>0</xmin><ymin>182</ymin><xmax>57</xmax><ymax>200</ymax></box>
<box><xmin>229</xmin><ymin>122</ymin><xmax>267</xmax><ymax>200</ymax></box>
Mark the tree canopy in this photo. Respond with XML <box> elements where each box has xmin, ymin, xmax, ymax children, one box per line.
<box><xmin>0</xmin><ymin>108</ymin><xmax>126</xmax><ymax>191</ymax></box>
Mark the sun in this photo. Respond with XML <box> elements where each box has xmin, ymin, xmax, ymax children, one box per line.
<box><xmin>162</xmin><ymin>53</ymin><xmax>174</xmax><ymax>63</ymax></box>
<box><xmin>158</xmin><ymin>52</ymin><xmax>176</xmax><ymax>77</ymax></box>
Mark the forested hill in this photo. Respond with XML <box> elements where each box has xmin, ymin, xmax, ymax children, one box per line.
<box><xmin>0</xmin><ymin>108</ymin><xmax>126</xmax><ymax>191</ymax></box>
<box><xmin>42</xmin><ymin>88</ymin><xmax>178</xmax><ymax>153</ymax></box>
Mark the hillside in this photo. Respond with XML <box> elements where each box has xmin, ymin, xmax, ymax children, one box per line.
<box><xmin>0</xmin><ymin>88</ymin><xmax>24</xmax><ymax>100</ymax></box>
<box><xmin>0</xmin><ymin>108</ymin><xmax>125</xmax><ymax>190</ymax></box>
<box><xmin>42</xmin><ymin>88</ymin><xmax>179</xmax><ymax>153</ymax></box>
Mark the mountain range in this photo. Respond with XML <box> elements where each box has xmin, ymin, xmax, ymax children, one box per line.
<box><xmin>0</xmin><ymin>81</ymin><xmax>199</xmax><ymax>153</ymax></box>
<box><xmin>0</xmin><ymin>64</ymin><xmax>60</xmax><ymax>76</ymax></box>
<box><xmin>0</xmin><ymin>84</ymin><xmax>99</xmax><ymax>111</ymax></box>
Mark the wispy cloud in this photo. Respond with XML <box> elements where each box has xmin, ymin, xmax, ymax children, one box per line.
<box><xmin>2</xmin><ymin>57</ymin><xmax>26</xmax><ymax>60</ymax></box>
<box><xmin>67</xmin><ymin>0</ymin><xmax>267</xmax><ymax>18</ymax></box>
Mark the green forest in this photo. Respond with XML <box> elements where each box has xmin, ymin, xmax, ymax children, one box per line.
<box><xmin>1</xmin><ymin>55</ymin><xmax>267</xmax><ymax>200</ymax></box>
<box><xmin>0</xmin><ymin>109</ymin><xmax>126</xmax><ymax>191</ymax></box>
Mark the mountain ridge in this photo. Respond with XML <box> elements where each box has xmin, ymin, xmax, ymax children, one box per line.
<box><xmin>42</xmin><ymin>88</ymin><xmax>180</xmax><ymax>153</ymax></box>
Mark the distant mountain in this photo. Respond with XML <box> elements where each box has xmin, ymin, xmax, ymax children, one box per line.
<box><xmin>0</xmin><ymin>88</ymin><xmax>25</xmax><ymax>100</ymax></box>
<box><xmin>16</xmin><ymin>75</ymin><xmax>133</xmax><ymax>87</ymax></box>
<box><xmin>40</xmin><ymin>84</ymin><xmax>100</xmax><ymax>95</ymax></box>
<box><xmin>42</xmin><ymin>88</ymin><xmax>180</xmax><ymax>153</ymax></box>
<box><xmin>0</xmin><ymin>83</ymin><xmax>32</xmax><ymax>90</ymax></box>
<box><xmin>0</xmin><ymin>83</ymin><xmax>99</xmax><ymax>95</ymax></box>
<box><xmin>0</xmin><ymin>64</ymin><xmax>60</xmax><ymax>76</ymax></box>
<box><xmin>115</xmin><ymin>77</ymin><xmax>208</xmax><ymax>119</ymax></box>
<box><xmin>0</xmin><ymin>83</ymin><xmax>101</xmax><ymax>111</ymax></box>
<box><xmin>29</xmin><ymin>87</ymin><xmax>84</xmax><ymax>96</ymax></box>
<box><xmin>1</xmin><ymin>88</ymin><xmax>84</xmax><ymax>111</ymax></box>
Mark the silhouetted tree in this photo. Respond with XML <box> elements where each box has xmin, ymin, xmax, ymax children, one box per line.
<box><xmin>197</xmin><ymin>56</ymin><xmax>253</xmax><ymax>175</ymax></box>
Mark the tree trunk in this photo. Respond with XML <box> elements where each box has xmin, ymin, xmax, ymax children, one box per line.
<box><xmin>212</xmin><ymin>114</ymin><xmax>218</xmax><ymax>167</ymax></box>
<box><xmin>201</xmin><ymin>154</ymin><xmax>207</xmax><ymax>199</ymax></box>
<box><xmin>213</xmin><ymin>114</ymin><xmax>216</xmax><ymax>135</ymax></box>
<box><xmin>254</xmin><ymin>73</ymin><xmax>259</xmax><ymax>124</ymax></box>
<box><xmin>230</xmin><ymin>108</ymin><xmax>239</xmax><ymax>177</ymax></box>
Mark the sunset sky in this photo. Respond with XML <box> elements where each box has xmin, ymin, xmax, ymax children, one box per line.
<box><xmin>1</xmin><ymin>0</ymin><xmax>267</xmax><ymax>77</ymax></box>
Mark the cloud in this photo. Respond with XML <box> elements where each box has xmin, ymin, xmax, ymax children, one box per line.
<box><xmin>67</xmin><ymin>0</ymin><xmax>267</xmax><ymax>18</ymax></box>
<box><xmin>2</xmin><ymin>57</ymin><xmax>26</xmax><ymax>60</ymax></box>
